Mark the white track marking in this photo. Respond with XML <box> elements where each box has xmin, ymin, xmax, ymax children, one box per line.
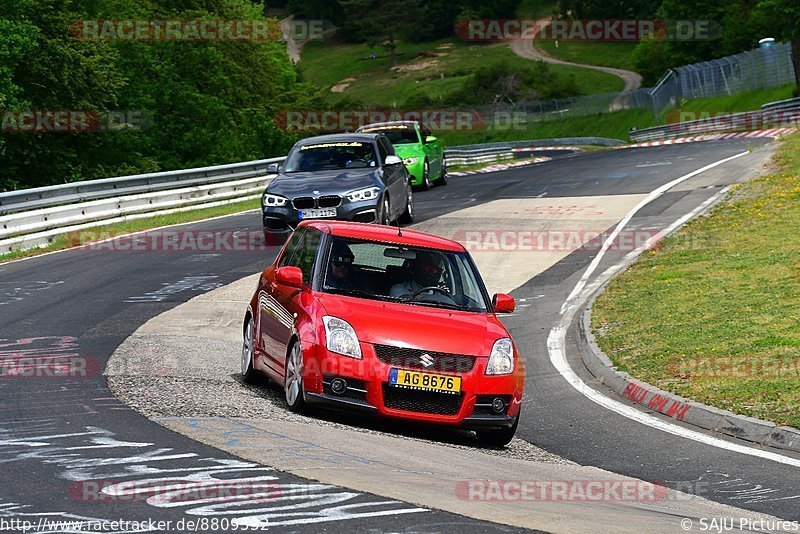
<box><xmin>560</xmin><ymin>151</ymin><xmax>748</xmax><ymax>314</ymax></box>
<box><xmin>549</xmin><ymin>153</ymin><xmax>800</xmax><ymax>468</ymax></box>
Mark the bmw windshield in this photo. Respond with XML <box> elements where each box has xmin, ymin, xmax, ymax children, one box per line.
<box><xmin>320</xmin><ymin>237</ymin><xmax>491</xmax><ymax>313</ymax></box>
<box><xmin>283</xmin><ymin>141</ymin><xmax>379</xmax><ymax>172</ymax></box>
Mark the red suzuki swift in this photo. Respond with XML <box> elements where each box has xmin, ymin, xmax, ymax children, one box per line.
<box><xmin>241</xmin><ymin>220</ymin><xmax>524</xmax><ymax>446</ymax></box>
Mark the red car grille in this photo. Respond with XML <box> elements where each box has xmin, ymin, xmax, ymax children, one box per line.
<box><xmin>382</xmin><ymin>384</ymin><xmax>463</xmax><ymax>415</ymax></box>
<box><xmin>373</xmin><ymin>345</ymin><xmax>476</xmax><ymax>373</ymax></box>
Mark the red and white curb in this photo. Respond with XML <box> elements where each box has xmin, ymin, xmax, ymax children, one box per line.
<box><xmin>511</xmin><ymin>146</ymin><xmax>584</xmax><ymax>152</ymax></box>
<box><xmin>448</xmin><ymin>157</ymin><xmax>552</xmax><ymax>176</ymax></box>
<box><xmin>625</xmin><ymin>128</ymin><xmax>796</xmax><ymax>148</ymax></box>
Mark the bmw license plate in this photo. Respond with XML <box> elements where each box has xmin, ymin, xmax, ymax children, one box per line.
<box><xmin>299</xmin><ymin>208</ymin><xmax>336</xmax><ymax>219</ymax></box>
<box><xmin>388</xmin><ymin>368</ymin><xmax>461</xmax><ymax>394</ymax></box>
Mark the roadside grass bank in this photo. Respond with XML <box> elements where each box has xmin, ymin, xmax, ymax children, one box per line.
<box><xmin>592</xmin><ymin>132</ymin><xmax>800</xmax><ymax>429</ymax></box>
<box><xmin>665</xmin><ymin>85</ymin><xmax>797</xmax><ymax>116</ymax></box>
<box><xmin>438</xmin><ymin>109</ymin><xmax>656</xmax><ymax>146</ymax></box>
<box><xmin>536</xmin><ymin>41</ymin><xmax>638</xmax><ymax>71</ymax></box>
<box><xmin>437</xmin><ymin>86</ymin><xmax>796</xmax><ymax>146</ymax></box>
<box><xmin>0</xmin><ymin>198</ymin><xmax>261</xmax><ymax>264</ymax></box>
<box><xmin>300</xmin><ymin>37</ymin><xmax>623</xmax><ymax>108</ymax></box>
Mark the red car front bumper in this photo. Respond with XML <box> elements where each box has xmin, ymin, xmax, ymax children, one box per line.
<box><xmin>301</xmin><ymin>342</ymin><xmax>524</xmax><ymax>430</ymax></box>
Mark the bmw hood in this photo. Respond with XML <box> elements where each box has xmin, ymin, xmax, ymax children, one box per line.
<box><xmin>267</xmin><ymin>169</ymin><xmax>380</xmax><ymax>197</ymax></box>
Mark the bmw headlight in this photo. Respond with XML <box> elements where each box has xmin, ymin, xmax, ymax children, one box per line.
<box><xmin>322</xmin><ymin>316</ymin><xmax>362</xmax><ymax>359</ymax></box>
<box><xmin>486</xmin><ymin>338</ymin><xmax>514</xmax><ymax>375</ymax></box>
<box><xmin>263</xmin><ymin>193</ymin><xmax>288</xmax><ymax>207</ymax></box>
<box><xmin>346</xmin><ymin>187</ymin><xmax>380</xmax><ymax>203</ymax></box>
<box><xmin>403</xmin><ymin>157</ymin><xmax>420</xmax><ymax>165</ymax></box>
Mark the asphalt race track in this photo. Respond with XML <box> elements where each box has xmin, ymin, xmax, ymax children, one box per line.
<box><xmin>2</xmin><ymin>139</ymin><xmax>799</xmax><ymax>532</ymax></box>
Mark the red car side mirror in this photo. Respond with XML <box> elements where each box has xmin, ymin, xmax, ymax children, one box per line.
<box><xmin>492</xmin><ymin>293</ymin><xmax>515</xmax><ymax>314</ymax></box>
<box><xmin>275</xmin><ymin>266</ymin><xmax>304</xmax><ymax>288</ymax></box>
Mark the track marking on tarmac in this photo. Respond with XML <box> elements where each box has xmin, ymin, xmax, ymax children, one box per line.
<box><xmin>561</xmin><ymin>151</ymin><xmax>748</xmax><ymax>314</ymax></box>
<box><xmin>549</xmin><ymin>151</ymin><xmax>800</xmax><ymax>468</ymax></box>
<box><xmin>414</xmin><ymin>194</ymin><xmax>647</xmax><ymax>295</ymax></box>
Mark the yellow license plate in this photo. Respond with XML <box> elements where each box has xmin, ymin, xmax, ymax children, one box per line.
<box><xmin>388</xmin><ymin>368</ymin><xmax>461</xmax><ymax>394</ymax></box>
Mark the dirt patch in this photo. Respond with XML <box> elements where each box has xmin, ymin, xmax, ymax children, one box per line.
<box><xmin>391</xmin><ymin>59</ymin><xmax>439</xmax><ymax>72</ymax></box>
<box><xmin>330</xmin><ymin>77</ymin><xmax>357</xmax><ymax>93</ymax></box>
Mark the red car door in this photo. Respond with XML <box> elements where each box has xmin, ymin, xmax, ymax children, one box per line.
<box><xmin>257</xmin><ymin>228</ymin><xmax>322</xmax><ymax>381</ymax></box>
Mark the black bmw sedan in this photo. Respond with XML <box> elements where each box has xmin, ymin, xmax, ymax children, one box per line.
<box><xmin>261</xmin><ymin>133</ymin><xmax>414</xmax><ymax>243</ymax></box>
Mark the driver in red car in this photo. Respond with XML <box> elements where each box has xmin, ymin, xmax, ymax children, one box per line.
<box><xmin>390</xmin><ymin>250</ymin><xmax>452</xmax><ymax>302</ymax></box>
<box><xmin>325</xmin><ymin>241</ymin><xmax>358</xmax><ymax>290</ymax></box>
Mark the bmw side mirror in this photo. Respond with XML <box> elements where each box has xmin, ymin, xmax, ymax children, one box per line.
<box><xmin>384</xmin><ymin>155</ymin><xmax>403</xmax><ymax>166</ymax></box>
<box><xmin>492</xmin><ymin>293</ymin><xmax>515</xmax><ymax>314</ymax></box>
<box><xmin>425</xmin><ymin>136</ymin><xmax>437</xmax><ymax>143</ymax></box>
<box><xmin>267</xmin><ymin>163</ymin><xmax>281</xmax><ymax>173</ymax></box>
<box><xmin>276</xmin><ymin>266</ymin><xmax>304</xmax><ymax>288</ymax></box>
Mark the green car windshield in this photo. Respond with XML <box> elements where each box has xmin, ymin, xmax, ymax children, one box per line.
<box><xmin>360</xmin><ymin>124</ymin><xmax>418</xmax><ymax>144</ymax></box>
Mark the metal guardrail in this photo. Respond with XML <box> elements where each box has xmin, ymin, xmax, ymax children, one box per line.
<box><xmin>446</xmin><ymin>137</ymin><xmax>626</xmax><ymax>151</ymax></box>
<box><xmin>3</xmin><ymin>140</ymin><xmax>599</xmax><ymax>254</ymax></box>
<box><xmin>761</xmin><ymin>96</ymin><xmax>800</xmax><ymax>111</ymax></box>
<box><xmin>0</xmin><ymin>157</ymin><xmax>286</xmax><ymax>215</ymax></box>
<box><xmin>629</xmin><ymin>97</ymin><xmax>800</xmax><ymax>142</ymax></box>
<box><xmin>0</xmin><ymin>126</ymin><xmax>745</xmax><ymax>255</ymax></box>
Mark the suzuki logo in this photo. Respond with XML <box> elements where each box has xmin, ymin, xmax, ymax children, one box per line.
<box><xmin>419</xmin><ymin>353</ymin><xmax>434</xmax><ymax>368</ymax></box>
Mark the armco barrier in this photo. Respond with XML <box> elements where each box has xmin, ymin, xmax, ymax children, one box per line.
<box><xmin>0</xmin><ymin>176</ymin><xmax>275</xmax><ymax>253</ymax></box>
<box><xmin>2</xmin><ymin>137</ymin><xmax>629</xmax><ymax>255</ymax></box>
<box><xmin>0</xmin><ymin>157</ymin><xmax>286</xmax><ymax>215</ymax></box>
<box><xmin>630</xmin><ymin>97</ymin><xmax>800</xmax><ymax>142</ymax></box>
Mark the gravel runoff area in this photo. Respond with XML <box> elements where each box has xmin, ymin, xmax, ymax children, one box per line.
<box><xmin>106</xmin><ymin>274</ymin><xmax>570</xmax><ymax>465</ymax></box>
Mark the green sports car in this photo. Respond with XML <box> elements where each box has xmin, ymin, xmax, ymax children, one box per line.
<box><xmin>357</xmin><ymin>121</ymin><xmax>447</xmax><ymax>190</ymax></box>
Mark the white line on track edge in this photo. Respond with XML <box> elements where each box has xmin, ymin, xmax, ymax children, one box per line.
<box><xmin>549</xmin><ymin>150</ymin><xmax>800</xmax><ymax>468</ymax></box>
<box><xmin>561</xmin><ymin>151</ymin><xmax>748</xmax><ymax>314</ymax></box>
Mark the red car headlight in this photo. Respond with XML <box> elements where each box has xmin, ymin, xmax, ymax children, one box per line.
<box><xmin>322</xmin><ymin>316</ymin><xmax>362</xmax><ymax>359</ymax></box>
<box><xmin>486</xmin><ymin>338</ymin><xmax>514</xmax><ymax>375</ymax></box>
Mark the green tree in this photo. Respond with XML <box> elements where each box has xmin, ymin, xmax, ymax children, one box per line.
<box><xmin>0</xmin><ymin>0</ymin><xmax>315</xmax><ymax>191</ymax></box>
<box><xmin>340</xmin><ymin>0</ymin><xmax>423</xmax><ymax>67</ymax></box>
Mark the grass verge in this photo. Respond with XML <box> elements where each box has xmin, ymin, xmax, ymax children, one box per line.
<box><xmin>536</xmin><ymin>41</ymin><xmax>638</xmax><ymax>71</ymax></box>
<box><xmin>438</xmin><ymin>108</ymin><xmax>656</xmax><ymax>146</ymax></box>
<box><xmin>300</xmin><ymin>37</ymin><xmax>624</xmax><ymax>107</ymax></box>
<box><xmin>0</xmin><ymin>198</ymin><xmax>261</xmax><ymax>264</ymax></box>
<box><xmin>592</xmin><ymin>132</ymin><xmax>800</xmax><ymax>429</ymax></box>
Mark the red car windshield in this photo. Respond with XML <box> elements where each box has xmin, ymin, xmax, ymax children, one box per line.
<box><xmin>321</xmin><ymin>237</ymin><xmax>490</xmax><ymax>313</ymax></box>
